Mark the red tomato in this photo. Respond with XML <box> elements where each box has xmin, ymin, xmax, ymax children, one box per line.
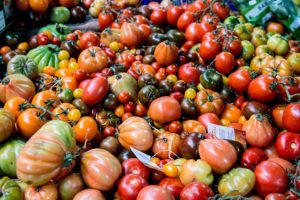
<box><xmin>198</xmin><ymin>22</ymin><xmax>215</xmax><ymax>40</ymax></box>
<box><xmin>122</xmin><ymin>158</ymin><xmax>150</xmax><ymax>180</ymax></box>
<box><xmin>285</xmin><ymin>190</ymin><xmax>300</xmax><ymax>200</ymax></box>
<box><xmin>212</xmin><ymin>2</ymin><xmax>230</xmax><ymax>21</ymax></box>
<box><xmin>181</xmin><ymin>41</ymin><xmax>196</xmax><ymax>50</ymax></box>
<box><xmin>265</xmin><ymin>193</ymin><xmax>286</xmax><ymax>200</ymax></box>
<box><xmin>202</xmin><ymin>32</ymin><xmax>217</xmax><ymax>42</ymax></box>
<box><xmin>180</xmin><ymin>182</ymin><xmax>214</xmax><ymax>200</ymax></box>
<box><xmin>177</xmin><ymin>11</ymin><xmax>196</xmax><ymax>32</ymax></box>
<box><xmin>228</xmin><ymin>68</ymin><xmax>252</xmax><ymax>93</ymax></box>
<box><xmin>98</xmin><ymin>11</ymin><xmax>114</xmax><ymax>31</ymax></box>
<box><xmin>241</xmin><ymin>147</ymin><xmax>268</xmax><ymax>170</ymax></box>
<box><xmin>118</xmin><ymin>174</ymin><xmax>148</xmax><ymax>200</ymax></box>
<box><xmin>199</xmin><ymin>40</ymin><xmax>221</xmax><ymax>61</ymax></box>
<box><xmin>170</xmin><ymin>92</ymin><xmax>183</xmax><ymax>102</ymax></box>
<box><xmin>185</xmin><ymin>23</ymin><xmax>202</xmax><ymax>42</ymax></box>
<box><xmin>167</xmin><ymin>6</ymin><xmax>184</xmax><ymax>27</ymax></box>
<box><xmin>166</xmin><ymin>65</ymin><xmax>178</xmax><ymax>75</ymax></box>
<box><xmin>150</xmin><ymin>9</ymin><xmax>167</xmax><ymax>25</ymax></box>
<box><xmin>248</xmin><ymin>75</ymin><xmax>277</xmax><ymax>102</ymax></box>
<box><xmin>283</xmin><ymin>103</ymin><xmax>300</xmax><ymax>133</ymax></box>
<box><xmin>82</xmin><ymin>76</ymin><xmax>109</xmax><ymax>105</ymax></box>
<box><xmin>78</xmin><ymin>79</ymin><xmax>91</xmax><ymax>89</ymax></box>
<box><xmin>215</xmin><ymin>52</ymin><xmax>235</xmax><ymax>75</ymax></box>
<box><xmin>158</xmin><ymin>178</ymin><xmax>184</xmax><ymax>198</ymax></box>
<box><xmin>79</xmin><ymin>32</ymin><xmax>100</xmax><ymax>49</ymax></box>
<box><xmin>255</xmin><ymin>160</ymin><xmax>288</xmax><ymax>197</ymax></box>
<box><xmin>134</xmin><ymin>15</ymin><xmax>148</xmax><ymax>25</ymax></box>
<box><xmin>225</xmin><ymin>38</ymin><xmax>242</xmax><ymax>56</ymax></box>
<box><xmin>197</xmin><ymin>113</ymin><xmax>220</xmax><ymax>130</ymax></box>
<box><xmin>275</xmin><ymin>132</ymin><xmax>300</xmax><ymax>161</ymax></box>
<box><xmin>73</xmin><ymin>69</ymin><xmax>89</xmax><ymax>83</ymax></box>
<box><xmin>178</xmin><ymin>63</ymin><xmax>200</xmax><ymax>85</ymax></box>
<box><xmin>137</xmin><ymin>185</ymin><xmax>175</xmax><ymax>200</ymax></box>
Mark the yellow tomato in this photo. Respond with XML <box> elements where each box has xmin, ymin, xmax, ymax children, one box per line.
<box><xmin>238</xmin><ymin>116</ymin><xmax>247</xmax><ymax>124</ymax></box>
<box><xmin>166</xmin><ymin>75</ymin><xmax>178</xmax><ymax>83</ymax></box>
<box><xmin>59</xmin><ymin>60</ymin><xmax>70</xmax><ymax>69</ymax></box>
<box><xmin>197</xmin><ymin>83</ymin><xmax>205</xmax><ymax>91</ymax></box>
<box><xmin>58</xmin><ymin>50</ymin><xmax>70</xmax><ymax>61</ymax></box>
<box><xmin>162</xmin><ymin>163</ymin><xmax>178</xmax><ymax>178</ymax></box>
<box><xmin>115</xmin><ymin>105</ymin><xmax>125</xmax><ymax>117</ymax></box>
<box><xmin>220</xmin><ymin>118</ymin><xmax>231</xmax><ymax>126</ymax></box>
<box><xmin>68</xmin><ymin>62</ymin><xmax>79</xmax><ymax>73</ymax></box>
<box><xmin>184</xmin><ymin>88</ymin><xmax>197</xmax><ymax>99</ymax></box>
<box><xmin>150</xmin><ymin>157</ymin><xmax>160</xmax><ymax>165</ymax></box>
<box><xmin>17</xmin><ymin>42</ymin><xmax>30</xmax><ymax>52</ymax></box>
<box><xmin>67</xmin><ymin>109</ymin><xmax>81</xmax><ymax>122</ymax></box>
<box><xmin>69</xmin><ymin>57</ymin><xmax>77</xmax><ymax>62</ymax></box>
<box><xmin>109</xmin><ymin>41</ymin><xmax>120</xmax><ymax>52</ymax></box>
<box><xmin>73</xmin><ymin>88</ymin><xmax>83</xmax><ymax>99</ymax></box>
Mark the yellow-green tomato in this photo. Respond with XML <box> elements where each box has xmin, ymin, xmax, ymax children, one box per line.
<box><xmin>267</xmin><ymin>34</ymin><xmax>289</xmax><ymax>55</ymax></box>
<box><xmin>234</xmin><ymin>24</ymin><xmax>252</xmax><ymax>41</ymax></box>
<box><xmin>218</xmin><ymin>167</ymin><xmax>255</xmax><ymax>196</ymax></box>
<box><xmin>241</xmin><ymin>40</ymin><xmax>254</xmax><ymax>60</ymax></box>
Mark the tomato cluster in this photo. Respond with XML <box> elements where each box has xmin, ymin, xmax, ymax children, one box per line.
<box><xmin>0</xmin><ymin>0</ymin><xmax>300</xmax><ymax>199</ymax></box>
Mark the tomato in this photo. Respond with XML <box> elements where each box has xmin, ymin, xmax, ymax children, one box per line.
<box><xmin>215</xmin><ymin>52</ymin><xmax>235</xmax><ymax>75</ymax></box>
<box><xmin>180</xmin><ymin>182</ymin><xmax>214</xmax><ymax>200</ymax></box>
<box><xmin>79</xmin><ymin>32</ymin><xmax>100</xmax><ymax>49</ymax></box>
<box><xmin>82</xmin><ymin>76</ymin><xmax>109</xmax><ymax>105</ymax></box>
<box><xmin>220</xmin><ymin>104</ymin><xmax>242</xmax><ymax>123</ymax></box>
<box><xmin>98</xmin><ymin>11</ymin><xmax>114</xmax><ymax>31</ymax></box>
<box><xmin>31</xmin><ymin>90</ymin><xmax>60</xmax><ymax>112</ymax></box>
<box><xmin>150</xmin><ymin>9</ymin><xmax>167</xmax><ymax>25</ymax></box>
<box><xmin>167</xmin><ymin>6</ymin><xmax>184</xmax><ymax>27</ymax></box>
<box><xmin>159</xmin><ymin>178</ymin><xmax>184</xmax><ymax>198</ymax></box>
<box><xmin>199</xmin><ymin>40</ymin><xmax>221</xmax><ymax>61</ymax></box>
<box><xmin>283</xmin><ymin>103</ymin><xmax>300</xmax><ymax>133</ymax></box>
<box><xmin>118</xmin><ymin>91</ymin><xmax>130</xmax><ymax>104</ymax></box>
<box><xmin>138</xmin><ymin>24</ymin><xmax>153</xmax><ymax>40</ymax></box>
<box><xmin>241</xmin><ymin>148</ymin><xmax>267</xmax><ymax>170</ymax></box>
<box><xmin>185</xmin><ymin>23</ymin><xmax>202</xmax><ymax>42</ymax></box>
<box><xmin>241</xmin><ymin>40</ymin><xmax>255</xmax><ymax>60</ymax></box>
<box><xmin>137</xmin><ymin>185</ymin><xmax>175</xmax><ymax>200</ymax></box>
<box><xmin>267</xmin><ymin>34</ymin><xmax>289</xmax><ymax>55</ymax></box>
<box><xmin>255</xmin><ymin>160</ymin><xmax>288</xmax><ymax>197</ymax></box>
<box><xmin>197</xmin><ymin>113</ymin><xmax>220</xmax><ymax>130</ymax></box>
<box><xmin>162</xmin><ymin>163</ymin><xmax>178</xmax><ymax>178</ymax></box>
<box><xmin>29</xmin><ymin>0</ymin><xmax>48</xmax><ymax>12</ymax></box>
<box><xmin>228</xmin><ymin>69</ymin><xmax>251</xmax><ymax>94</ymax></box>
<box><xmin>212</xmin><ymin>2</ymin><xmax>229</xmax><ymax>21</ymax></box>
<box><xmin>134</xmin><ymin>15</ymin><xmax>148</xmax><ymax>25</ymax></box>
<box><xmin>271</xmin><ymin>104</ymin><xmax>286</xmax><ymax>130</ymax></box>
<box><xmin>267</xmin><ymin>22</ymin><xmax>284</xmax><ymax>35</ymax></box>
<box><xmin>275</xmin><ymin>132</ymin><xmax>300</xmax><ymax>161</ymax></box>
<box><xmin>73</xmin><ymin>189</ymin><xmax>105</xmax><ymax>200</ymax></box>
<box><xmin>73</xmin><ymin>116</ymin><xmax>99</xmax><ymax>143</ymax></box>
<box><xmin>224</xmin><ymin>38</ymin><xmax>242</xmax><ymax>56</ymax></box>
<box><xmin>248</xmin><ymin>75</ymin><xmax>277</xmax><ymax>102</ymax></box>
<box><xmin>218</xmin><ymin>168</ymin><xmax>255</xmax><ymax>196</ymax></box>
<box><xmin>118</xmin><ymin>174</ymin><xmax>148</xmax><ymax>200</ymax></box>
<box><xmin>4</xmin><ymin>97</ymin><xmax>26</xmax><ymax>120</ymax></box>
<box><xmin>178</xmin><ymin>63</ymin><xmax>200</xmax><ymax>85</ymax></box>
<box><xmin>177</xmin><ymin>11</ymin><xmax>196</xmax><ymax>32</ymax></box>
<box><xmin>122</xmin><ymin>158</ymin><xmax>150</xmax><ymax>180</ymax></box>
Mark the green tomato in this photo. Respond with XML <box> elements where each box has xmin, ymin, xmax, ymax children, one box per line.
<box><xmin>58</xmin><ymin>88</ymin><xmax>74</xmax><ymax>103</ymax></box>
<box><xmin>0</xmin><ymin>177</ymin><xmax>22</xmax><ymax>200</ymax></box>
<box><xmin>50</xmin><ymin>7</ymin><xmax>71</xmax><ymax>23</ymax></box>
<box><xmin>7</xmin><ymin>55</ymin><xmax>38</xmax><ymax>79</ymax></box>
<box><xmin>200</xmin><ymin>68</ymin><xmax>223</xmax><ymax>91</ymax></box>
<box><xmin>218</xmin><ymin>168</ymin><xmax>255</xmax><ymax>196</ymax></box>
<box><xmin>224</xmin><ymin>16</ymin><xmax>240</xmax><ymax>29</ymax></box>
<box><xmin>251</xmin><ymin>33</ymin><xmax>267</xmax><ymax>47</ymax></box>
<box><xmin>0</xmin><ymin>139</ymin><xmax>25</xmax><ymax>177</ymax></box>
<box><xmin>234</xmin><ymin>24</ymin><xmax>252</xmax><ymax>41</ymax></box>
<box><xmin>241</xmin><ymin>40</ymin><xmax>254</xmax><ymax>60</ymax></box>
<box><xmin>267</xmin><ymin>34</ymin><xmax>289</xmax><ymax>55</ymax></box>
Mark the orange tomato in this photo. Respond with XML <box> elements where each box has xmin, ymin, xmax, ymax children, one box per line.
<box><xmin>238</xmin><ymin>115</ymin><xmax>247</xmax><ymax>125</ymax></box>
<box><xmin>182</xmin><ymin>120</ymin><xmax>206</xmax><ymax>134</ymax></box>
<box><xmin>115</xmin><ymin>105</ymin><xmax>125</xmax><ymax>117</ymax></box>
<box><xmin>162</xmin><ymin>163</ymin><xmax>178</xmax><ymax>178</ymax></box>
<box><xmin>55</xmin><ymin>68</ymin><xmax>72</xmax><ymax>78</ymax></box>
<box><xmin>121</xmin><ymin>112</ymin><xmax>133</xmax><ymax>122</ymax></box>
<box><xmin>73</xmin><ymin>116</ymin><xmax>99</xmax><ymax>143</ymax></box>
<box><xmin>31</xmin><ymin>90</ymin><xmax>60</xmax><ymax>112</ymax></box>
<box><xmin>4</xmin><ymin>97</ymin><xmax>27</xmax><ymax>120</ymax></box>
<box><xmin>52</xmin><ymin>103</ymin><xmax>75</xmax><ymax>121</ymax></box>
<box><xmin>220</xmin><ymin>118</ymin><xmax>231</xmax><ymax>126</ymax></box>
<box><xmin>29</xmin><ymin>0</ymin><xmax>48</xmax><ymax>12</ymax></box>
<box><xmin>60</xmin><ymin>76</ymin><xmax>77</xmax><ymax>91</ymax></box>
<box><xmin>17</xmin><ymin>108</ymin><xmax>47</xmax><ymax>138</ymax></box>
<box><xmin>0</xmin><ymin>46</ymin><xmax>11</xmax><ymax>55</ymax></box>
<box><xmin>221</xmin><ymin>104</ymin><xmax>242</xmax><ymax>123</ymax></box>
<box><xmin>267</xmin><ymin>22</ymin><xmax>284</xmax><ymax>35</ymax></box>
<box><xmin>43</xmin><ymin>66</ymin><xmax>57</xmax><ymax>76</ymax></box>
<box><xmin>17</xmin><ymin>42</ymin><xmax>30</xmax><ymax>52</ymax></box>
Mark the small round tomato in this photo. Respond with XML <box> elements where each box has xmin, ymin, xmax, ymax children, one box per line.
<box><xmin>167</xmin><ymin>6</ymin><xmax>184</xmax><ymax>27</ymax></box>
<box><xmin>228</xmin><ymin>69</ymin><xmax>252</xmax><ymax>93</ymax></box>
<box><xmin>283</xmin><ymin>103</ymin><xmax>300</xmax><ymax>133</ymax></box>
<box><xmin>159</xmin><ymin>178</ymin><xmax>184</xmax><ymax>198</ymax></box>
<box><xmin>118</xmin><ymin>174</ymin><xmax>148</xmax><ymax>200</ymax></box>
<box><xmin>150</xmin><ymin>9</ymin><xmax>167</xmax><ymax>25</ymax></box>
<box><xmin>168</xmin><ymin>121</ymin><xmax>182</xmax><ymax>134</ymax></box>
<box><xmin>241</xmin><ymin>148</ymin><xmax>268</xmax><ymax>170</ymax></box>
<box><xmin>180</xmin><ymin>182</ymin><xmax>214</xmax><ymax>200</ymax></box>
<box><xmin>162</xmin><ymin>163</ymin><xmax>178</xmax><ymax>178</ymax></box>
<box><xmin>98</xmin><ymin>11</ymin><xmax>114</xmax><ymax>31</ymax></box>
<box><xmin>58</xmin><ymin>50</ymin><xmax>70</xmax><ymax>60</ymax></box>
<box><xmin>0</xmin><ymin>46</ymin><xmax>11</xmax><ymax>55</ymax></box>
<box><xmin>178</xmin><ymin>63</ymin><xmax>200</xmax><ymax>85</ymax></box>
<box><xmin>73</xmin><ymin>116</ymin><xmax>99</xmax><ymax>143</ymax></box>
<box><xmin>67</xmin><ymin>109</ymin><xmax>81</xmax><ymax>122</ymax></box>
<box><xmin>4</xmin><ymin>97</ymin><xmax>26</xmax><ymax>120</ymax></box>
<box><xmin>177</xmin><ymin>11</ymin><xmax>196</xmax><ymax>32</ymax></box>
<box><xmin>225</xmin><ymin>38</ymin><xmax>242</xmax><ymax>57</ymax></box>
<box><xmin>122</xmin><ymin>158</ymin><xmax>150</xmax><ymax>180</ymax></box>
<box><xmin>267</xmin><ymin>22</ymin><xmax>284</xmax><ymax>35</ymax></box>
<box><xmin>212</xmin><ymin>2</ymin><xmax>229</xmax><ymax>21</ymax></box>
<box><xmin>275</xmin><ymin>132</ymin><xmax>300</xmax><ymax>161</ymax></box>
<box><xmin>184</xmin><ymin>88</ymin><xmax>197</xmax><ymax>99</ymax></box>
<box><xmin>248</xmin><ymin>75</ymin><xmax>277</xmax><ymax>102</ymax></box>
<box><xmin>79</xmin><ymin>32</ymin><xmax>100</xmax><ymax>49</ymax></box>
<box><xmin>215</xmin><ymin>52</ymin><xmax>235</xmax><ymax>75</ymax></box>
<box><xmin>103</xmin><ymin>126</ymin><xmax>116</xmax><ymax>137</ymax></box>
<box><xmin>199</xmin><ymin>40</ymin><xmax>221</xmax><ymax>61</ymax></box>
<box><xmin>17</xmin><ymin>108</ymin><xmax>46</xmax><ymax>138</ymax></box>
<box><xmin>118</xmin><ymin>91</ymin><xmax>130</xmax><ymax>104</ymax></box>
<box><xmin>197</xmin><ymin>113</ymin><xmax>220</xmax><ymax>130</ymax></box>
<box><xmin>29</xmin><ymin>0</ymin><xmax>48</xmax><ymax>12</ymax></box>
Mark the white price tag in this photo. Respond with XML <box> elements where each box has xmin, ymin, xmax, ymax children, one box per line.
<box><xmin>130</xmin><ymin>147</ymin><xmax>162</xmax><ymax>171</ymax></box>
<box><xmin>207</xmin><ymin>123</ymin><xmax>235</xmax><ymax>141</ymax></box>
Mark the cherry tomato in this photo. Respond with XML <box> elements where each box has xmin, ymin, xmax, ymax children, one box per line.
<box><xmin>162</xmin><ymin>163</ymin><xmax>178</xmax><ymax>178</ymax></box>
<box><xmin>228</xmin><ymin>69</ymin><xmax>252</xmax><ymax>93</ymax></box>
<box><xmin>212</xmin><ymin>2</ymin><xmax>230</xmax><ymax>21</ymax></box>
<box><xmin>199</xmin><ymin>40</ymin><xmax>221</xmax><ymax>61</ymax></box>
<box><xmin>150</xmin><ymin>9</ymin><xmax>167</xmax><ymax>25</ymax></box>
<box><xmin>103</xmin><ymin>126</ymin><xmax>116</xmax><ymax>137</ymax></box>
<box><xmin>215</xmin><ymin>52</ymin><xmax>235</xmax><ymax>75</ymax></box>
<box><xmin>79</xmin><ymin>32</ymin><xmax>100</xmax><ymax>49</ymax></box>
<box><xmin>177</xmin><ymin>11</ymin><xmax>196</xmax><ymax>31</ymax></box>
<box><xmin>167</xmin><ymin>6</ymin><xmax>184</xmax><ymax>26</ymax></box>
<box><xmin>283</xmin><ymin>103</ymin><xmax>300</xmax><ymax>133</ymax></box>
<box><xmin>118</xmin><ymin>91</ymin><xmax>131</xmax><ymax>104</ymax></box>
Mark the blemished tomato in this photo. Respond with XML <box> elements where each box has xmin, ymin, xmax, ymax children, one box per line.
<box><xmin>180</xmin><ymin>182</ymin><xmax>214</xmax><ymax>200</ymax></box>
<box><xmin>98</xmin><ymin>11</ymin><xmax>114</xmax><ymax>31</ymax></box>
<box><xmin>241</xmin><ymin>148</ymin><xmax>268</xmax><ymax>170</ymax></box>
<box><xmin>73</xmin><ymin>116</ymin><xmax>99</xmax><ymax>143</ymax></box>
<box><xmin>118</xmin><ymin>174</ymin><xmax>148</xmax><ymax>200</ymax></box>
<box><xmin>82</xmin><ymin>76</ymin><xmax>109</xmax><ymax>106</ymax></box>
<box><xmin>255</xmin><ymin>160</ymin><xmax>288</xmax><ymax>197</ymax></box>
<box><xmin>137</xmin><ymin>185</ymin><xmax>175</xmax><ymax>200</ymax></box>
<box><xmin>177</xmin><ymin>11</ymin><xmax>196</xmax><ymax>31</ymax></box>
<box><xmin>150</xmin><ymin>9</ymin><xmax>167</xmax><ymax>25</ymax></box>
<box><xmin>122</xmin><ymin>158</ymin><xmax>150</xmax><ymax>180</ymax></box>
<box><xmin>167</xmin><ymin>6</ymin><xmax>184</xmax><ymax>27</ymax></box>
<box><xmin>228</xmin><ymin>69</ymin><xmax>252</xmax><ymax>93</ymax></box>
<box><xmin>248</xmin><ymin>75</ymin><xmax>277</xmax><ymax>102</ymax></box>
<box><xmin>79</xmin><ymin>32</ymin><xmax>100</xmax><ymax>49</ymax></box>
<box><xmin>197</xmin><ymin>113</ymin><xmax>220</xmax><ymax>130</ymax></box>
<box><xmin>17</xmin><ymin>108</ymin><xmax>46</xmax><ymax>138</ymax></box>
<box><xmin>199</xmin><ymin>40</ymin><xmax>221</xmax><ymax>61</ymax></box>
<box><xmin>275</xmin><ymin>132</ymin><xmax>300</xmax><ymax>161</ymax></box>
<box><xmin>159</xmin><ymin>178</ymin><xmax>184</xmax><ymax>198</ymax></box>
<box><xmin>215</xmin><ymin>52</ymin><xmax>235</xmax><ymax>75</ymax></box>
<box><xmin>283</xmin><ymin>103</ymin><xmax>300</xmax><ymax>133</ymax></box>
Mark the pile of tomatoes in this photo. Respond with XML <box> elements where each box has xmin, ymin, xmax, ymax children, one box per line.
<box><xmin>0</xmin><ymin>0</ymin><xmax>300</xmax><ymax>199</ymax></box>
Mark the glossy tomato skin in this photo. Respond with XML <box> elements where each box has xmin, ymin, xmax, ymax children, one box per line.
<box><xmin>199</xmin><ymin>40</ymin><xmax>221</xmax><ymax>61</ymax></box>
<box><xmin>275</xmin><ymin>132</ymin><xmax>300</xmax><ymax>161</ymax></box>
<box><xmin>150</xmin><ymin>9</ymin><xmax>167</xmax><ymax>25</ymax></box>
<box><xmin>241</xmin><ymin>148</ymin><xmax>267</xmax><ymax>170</ymax></box>
<box><xmin>177</xmin><ymin>11</ymin><xmax>196</xmax><ymax>32</ymax></box>
<box><xmin>255</xmin><ymin>160</ymin><xmax>288</xmax><ymax>197</ymax></box>
<box><xmin>283</xmin><ymin>103</ymin><xmax>300</xmax><ymax>133</ymax></box>
<box><xmin>215</xmin><ymin>52</ymin><xmax>235</xmax><ymax>75</ymax></box>
<box><xmin>82</xmin><ymin>76</ymin><xmax>109</xmax><ymax>105</ymax></box>
<box><xmin>98</xmin><ymin>11</ymin><xmax>114</xmax><ymax>31</ymax></box>
<box><xmin>198</xmin><ymin>113</ymin><xmax>220</xmax><ymax>130</ymax></box>
<box><xmin>180</xmin><ymin>182</ymin><xmax>214</xmax><ymax>200</ymax></box>
<box><xmin>122</xmin><ymin>158</ymin><xmax>150</xmax><ymax>180</ymax></box>
<box><xmin>79</xmin><ymin>32</ymin><xmax>100</xmax><ymax>49</ymax></box>
<box><xmin>167</xmin><ymin>6</ymin><xmax>184</xmax><ymax>27</ymax></box>
<box><xmin>118</xmin><ymin>174</ymin><xmax>148</xmax><ymax>200</ymax></box>
<box><xmin>178</xmin><ymin>63</ymin><xmax>200</xmax><ymax>84</ymax></box>
<box><xmin>248</xmin><ymin>75</ymin><xmax>277</xmax><ymax>102</ymax></box>
<box><xmin>159</xmin><ymin>177</ymin><xmax>184</xmax><ymax>198</ymax></box>
<box><xmin>137</xmin><ymin>185</ymin><xmax>175</xmax><ymax>200</ymax></box>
